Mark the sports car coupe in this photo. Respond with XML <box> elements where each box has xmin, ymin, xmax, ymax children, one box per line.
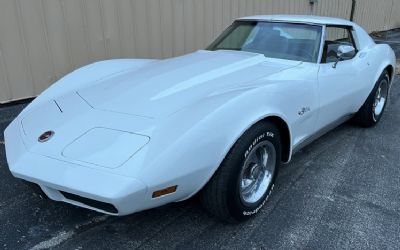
<box><xmin>5</xmin><ymin>15</ymin><xmax>396</xmax><ymax>222</ymax></box>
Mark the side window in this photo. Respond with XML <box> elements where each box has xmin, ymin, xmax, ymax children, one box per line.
<box><xmin>322</xmin><ymin>26</ymin><xmax>357</xmax><ymax>63</ymax></box>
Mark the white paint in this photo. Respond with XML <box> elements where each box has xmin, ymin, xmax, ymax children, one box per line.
<box><xmin>1</xmin><ymin>1</ymin><xmax>399</xmax><ymax>103</ymax></box>
<box><xmin>150</xmin><ymin>54</ymin><xmax>266</xmax><ymax>100</ymax></box>
<box><xmin>29</xmin><ymin>215</ymin><xmax>108</xmax><ymax>250</ymax></box>
<box><xmin>4</xmin><ymin>16</ymin><xmax>397</xmax><ymax>217</ymax></box>
<box><xmin>30</xmin><ymin>231</ymin><xmax>74</xmax><ymax>250</ymax></box>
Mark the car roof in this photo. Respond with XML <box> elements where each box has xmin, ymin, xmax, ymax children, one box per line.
<box><xmin>236</xmin><ymin>15</ymin><xmax>354</xmax><ymax>26</ymax></box>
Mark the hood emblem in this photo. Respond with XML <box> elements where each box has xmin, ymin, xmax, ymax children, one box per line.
<box><xmin>38</xmin><ymin>131</ymin><xmax>55</xmax><ymax>143</ymax></box>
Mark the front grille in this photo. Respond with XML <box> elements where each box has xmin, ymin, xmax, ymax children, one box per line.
<box><xmin>60</xmin><ymin>191</ymin><xmax>118</xmax><ymax>214</ymax></box>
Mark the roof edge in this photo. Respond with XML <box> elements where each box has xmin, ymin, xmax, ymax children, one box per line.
<box><xmin>236</xmin><ymin>15</ymin><xmax>355</xmax><ymax>26</ymax></box>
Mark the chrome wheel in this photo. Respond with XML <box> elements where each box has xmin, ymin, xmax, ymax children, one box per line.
<box><xmin>239</xmin><ymin>141</ymin><xmax>276</xmax><ymax>204</ymax></box>
<box><xmin>373</xmin><ymin>78</ymin><xmax>389</xmax><ymax>121</ymax></box>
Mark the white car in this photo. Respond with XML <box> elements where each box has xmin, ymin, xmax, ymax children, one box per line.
<box><xmin>4</xmin><ymin>15</ymin><xmax>396</xmax><ymax>222</ymax></box>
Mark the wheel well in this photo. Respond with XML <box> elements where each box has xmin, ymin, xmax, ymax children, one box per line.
<box><xmin>262</xmin><ymin>116</ymin><xmax>291</xmax><ymax>163</ymax></box>
<box><xmin>385</xmin><ymin>65</ymin><xmax>394</xmax><ymax>82</ymax></box>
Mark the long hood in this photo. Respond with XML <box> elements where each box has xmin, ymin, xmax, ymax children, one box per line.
<box><xmin>78</xmin><ymin>50</ymin><xmax>300</xmax><ymax>118</ymax></box>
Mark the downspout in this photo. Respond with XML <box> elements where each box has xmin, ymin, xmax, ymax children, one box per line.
<box><xmin>350</xmin><ymin>0</ymin><xmax>356</xmax><ymax>21</ymax></box>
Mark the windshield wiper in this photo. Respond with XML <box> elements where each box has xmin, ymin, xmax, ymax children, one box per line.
<box><xmin>214</xmin><ymin>48</ymin><xmax>242</xmax><ymax>51</ymax></box>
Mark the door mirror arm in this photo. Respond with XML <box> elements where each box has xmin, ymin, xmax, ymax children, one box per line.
<box><xmin>333</xmin><ymin>45</ymin><xmax>356</xmax><ymax>68</ymax></box>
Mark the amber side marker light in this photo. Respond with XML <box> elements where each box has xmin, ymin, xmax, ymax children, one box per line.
<box><xmin>152</xmin><ymin>185</ymin><xmax>178</xmax><ymax>198</ymax></box>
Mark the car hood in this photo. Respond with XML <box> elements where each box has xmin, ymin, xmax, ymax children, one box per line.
<box><xmin>78</xmin><ymin>50</ymin><xmax>301</xmax><ymax>118</ymax></box>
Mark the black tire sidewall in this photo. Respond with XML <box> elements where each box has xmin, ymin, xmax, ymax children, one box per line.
<box><xmin>225</xmin><ymin>122</ymin><xmax>281</xmax><ymax>221</ymax></box>
<box><xmin>370</xmin><ymin>72</ymin><xmax>390</xmax><ymax>123</ymax></box>
<box><xmin>353</xmin><ymin>70</ymin><xmax>390</xmax><ymax>127</ymax></box>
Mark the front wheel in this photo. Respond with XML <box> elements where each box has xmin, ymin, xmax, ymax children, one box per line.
<box><xmin>200</xmin><ymin>121</ymin><xmax>281</xmax><ymax>223</ymax></box>
<box><xmin>353</xmin><ymin>71</ymin><xmax>390</xmax><ymax>127</ymax></box>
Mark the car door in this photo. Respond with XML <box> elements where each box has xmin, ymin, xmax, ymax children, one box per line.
<box><xmin>316</xmin><ymin>25</ymin><xmax>369</xmax><ymax>130</ymax></box>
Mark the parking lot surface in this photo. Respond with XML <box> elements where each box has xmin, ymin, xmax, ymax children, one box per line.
<box><xmin>1</xmin><ymin>45</ymin><xmax>400</xmax><ymax>250</ymax></box>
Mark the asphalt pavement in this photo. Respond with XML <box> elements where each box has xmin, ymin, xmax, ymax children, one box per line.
<box><xmin>1</xmin><ymin>45</ymin><xmax>400</xmax><ymax>250</ymax></box>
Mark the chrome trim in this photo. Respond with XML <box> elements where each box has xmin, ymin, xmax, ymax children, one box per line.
<box><xmin>317</xmin><ymin>25</ymin><xmax>327</xmax><ymax>64</ymax></box>
<box><xmin>292</xmin><ymin>114</ymin><xmax>353</xmax><ymax>154</ymax></box>
<box><xmin>240</xmin><ymin>141</ymin><xmax>276</xmax><ymax>205</ymax></box>
<box><xmin>372</xmin><ymin>78</ymin><xmax>389</xmax><ymax>121</ymax></box>
<box><xmin>237</xmin><ymin>19</ymin><xmax>327</xmax><ymax>27</ymax></box>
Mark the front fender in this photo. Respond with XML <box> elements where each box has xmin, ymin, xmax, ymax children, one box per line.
<box><xmin>21</xmin><ymin>59</ymin><xmax>156</xmax><ymax>116</ymax></box>
<box><xmin>135</xmin><ymin>86</ymin><xmax>292</xmax><ymax>201</ymax></box>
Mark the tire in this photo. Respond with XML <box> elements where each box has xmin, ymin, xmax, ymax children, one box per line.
<box><xmin>200</xmin><ymin>121</ymin><xmax>281</xmax><ymax>223</ymax></box>
<box><xmin>352</xmin><ymin>71</ymin><xmax>390</xmax><ymax>127</ymax></box>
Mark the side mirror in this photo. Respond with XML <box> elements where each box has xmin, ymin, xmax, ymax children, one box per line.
<box><xmin>333</xmin><ymin>45</ymin><xmax>356</xmax><ymax>68</ymax></box>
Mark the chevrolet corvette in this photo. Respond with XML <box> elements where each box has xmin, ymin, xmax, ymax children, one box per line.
<box><xmin>4</xmin><ymin>15</ymin><xmax>396</xmax><ymax>222</ymax></box>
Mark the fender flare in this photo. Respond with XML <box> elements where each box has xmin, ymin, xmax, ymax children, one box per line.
<box><xmin>181</xmin><ymin>113</ymin><xmax>292</xmax><ymax>201</ymax></box>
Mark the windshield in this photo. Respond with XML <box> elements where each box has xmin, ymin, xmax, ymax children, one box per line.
<box><xmin>207</xmin><ymin>21</ymin><xmax>323</xmax><ymax>63</ymax></box>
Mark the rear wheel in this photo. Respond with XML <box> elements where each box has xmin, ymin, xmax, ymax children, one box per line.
<box><xmin>200</xmin><ymin>121</ymin><xmax>281</xmax><ymax>223</ymax></box>
<box><xmin>353</xmin><ymin>71</ymin><xmax>390</xmax><ymax>127</ymax></box>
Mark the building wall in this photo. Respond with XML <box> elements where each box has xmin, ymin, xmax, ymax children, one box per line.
<box><xmin>0</xmin><ymin>0</ymin><xmax>399</xmax><ymax>103</ymax></box>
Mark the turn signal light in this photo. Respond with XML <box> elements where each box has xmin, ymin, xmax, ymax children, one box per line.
<box><xmin>152</xmin><ymin>185</ymin><xmax>178</xmax><ymax>198</ymax></box>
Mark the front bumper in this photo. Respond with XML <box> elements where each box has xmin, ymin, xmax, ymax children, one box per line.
<box><xmin>4</xmin><ymin>119</ymin><xmax>148</xmax><ymax>216</ymax></box>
